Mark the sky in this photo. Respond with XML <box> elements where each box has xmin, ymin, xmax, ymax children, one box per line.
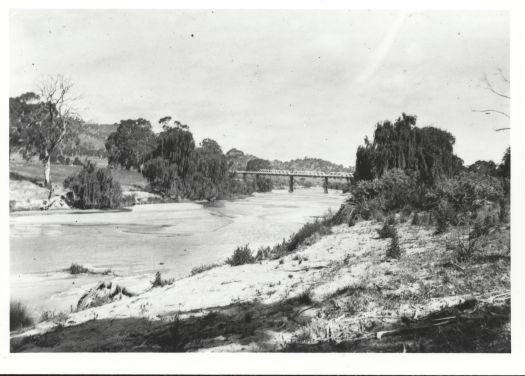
<box><xmin>9</xmin><ymin>9</ymin><xmax>510</xmax><ymax>166</ymax></box>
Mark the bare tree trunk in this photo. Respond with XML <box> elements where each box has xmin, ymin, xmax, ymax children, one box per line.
<box><xmin>43</xmin><ymin>152</ymin><xmax>52</xmax><ymax>191</ymax></box>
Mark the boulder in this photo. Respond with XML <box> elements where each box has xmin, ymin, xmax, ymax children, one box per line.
<box><xmin>77</xmin><ymin>281</ymin><xmax>134</xmax><ymax>311</ymax></box>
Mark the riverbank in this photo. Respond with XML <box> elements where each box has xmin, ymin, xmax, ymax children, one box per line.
<box><xmin>10</xmin><ymin>214</ymin><xmax>510</xmax><ymax>352</ymax></box>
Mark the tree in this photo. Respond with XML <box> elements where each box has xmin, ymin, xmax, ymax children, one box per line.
<box><xmin>354</xmin><ymin>113</ymin><xmax>463</xmax><ymax>185</ymax></box>
<box><xmin>467</xmin><ymin>160</ymin><xmax>498</xmax><ymax>177</ymax></box>
<box><xmin>246</xmin><ymin>158</ymin><xmax>273</xmax><ymax>192</ymax></box>
<box><xmin>498</xmin><ymin>147</ymin><xmax>510</xmax><ymax>179</ymax></box>
<box><xmin>246</xmin><ymin>158</ymin><xmax>271</xmax><ymax>171</ymax></box>
<box><xmin>105</xmin><ymin>118</ymin><xmax>156</xmax><ymax>171</ymax></box>
<box><xmin>9</xmin><ymin>75</ymin><xmax>80</xmax><ymax>190</ymax></box>
<box><xmin>152</xmin><ymin>118</ymin><xmax>195</xmax><ymax>180</ymax></box>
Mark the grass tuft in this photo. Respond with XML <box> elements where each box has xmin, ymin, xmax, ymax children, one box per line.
<box><xmin>190</xmin><ymin>263</ymin><xmax>221</xmax><ymax>276</ymax></box>
<box><xmin>10</xmin><ymin>300</ymin><xmax>34</xmax><ymax>331</ymax></box>
<box><xmin>151</xmin><ymin>271</ymin><xmax>174</xmax><ymax>288</ymax></box>
<box><xmin>226</xmin><ymin>244</ymin><xmax>256</xmax><ymax>266</ymax></box>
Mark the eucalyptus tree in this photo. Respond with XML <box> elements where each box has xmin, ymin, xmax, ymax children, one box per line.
<box><xmin>9</xmin><ymin>75</ymin><xmax>80</xmax><ymax>191</ymax></box>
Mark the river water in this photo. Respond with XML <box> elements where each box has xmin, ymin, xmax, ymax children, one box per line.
<box><xmin>10</xmin><ymin>187</ymin><xmax>346</xmax><ymax>316</ymax></box>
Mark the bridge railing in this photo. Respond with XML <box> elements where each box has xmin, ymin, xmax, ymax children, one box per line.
<box><xmin>234</xmin><ymin>169</ymin><xmax>353</xmax><ymax>178</ymax></box>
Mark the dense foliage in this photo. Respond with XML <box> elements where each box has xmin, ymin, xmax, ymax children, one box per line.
<box><xmin>246</xmin><ymin>158</ymin><xmax>274</xmax><ymax>192</ymax></box>
<box><xmin>130</xmin><ymin>117</ymin><xmax>258</xmax><ymax>200</ymax></box>
<box><xmin>63</xmin><ymin>161</ymin><xmax>123</xmax><ymax>209</ymax></box>
<box><xmin>105</xmin><ymin>118</ymin><xmax>156</xmax><ymax>171</ymax></box>
<box><xmin>354</xmin><ymin>113</ymin><xmax>463</xmax><ymax>185</ymax></box>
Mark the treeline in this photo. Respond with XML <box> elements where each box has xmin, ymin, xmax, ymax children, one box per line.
<box><xmin>104</xmin><ymin>117</ymin><xmax>268</xmax><ymax>201</ymax></box>
<box><xmin>333</xmin><ymin>113</ymin><xmax>510</xmax><ymax>256</ymax></box>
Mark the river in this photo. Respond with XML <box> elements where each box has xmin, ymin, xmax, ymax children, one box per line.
<box><xmin>10</xmin><ymin>187</ymin><xmax>346</xmax><ymax>317</ymax></box>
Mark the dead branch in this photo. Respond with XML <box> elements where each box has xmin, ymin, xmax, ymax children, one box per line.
<box><xmin>471</xmin><ymin>109</ymin><xmax>510</xmax><ymax>118</ymax></box>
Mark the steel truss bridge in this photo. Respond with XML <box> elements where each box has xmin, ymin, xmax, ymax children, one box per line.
<box><xmin>233</xmin><ymin>169</ymin><xmax>353</xmax><ymax>193</ymax></box>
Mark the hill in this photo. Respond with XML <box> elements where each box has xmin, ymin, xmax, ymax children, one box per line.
<box><xmin>226</xmin><ymin>148</ymin><xmax>353</xmax><ymax>173</ymax></box>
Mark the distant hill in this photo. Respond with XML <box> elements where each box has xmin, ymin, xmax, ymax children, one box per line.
<box><xmin>271</xmin><ymin>157</ymin><xmax>353</xmax><ymax>173</ymax></box>
<box><xmin>60</xmin><ymin>122</ymin><xmax>117</xmax><ymax>158</ymax></box>
<box><xmin>226</xmin><ymin>148</ymin><xmax>353</xmax><ymax>173</ymax></box>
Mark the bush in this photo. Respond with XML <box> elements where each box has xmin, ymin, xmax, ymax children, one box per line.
<box><xmin>295</xmin><ymin>290</ymin><xmax>313</xmax><ymax>305</ymax></box>
<box><xmin>255</xmin><ymin>246</ymin><xmax>272</xmax><ymax>261</ymax></box>
<box><xmin>433</xmin><ymin>200</ymin><xmax>457</xmax><ymax>234</ymax></box>
<box><xmin>66</xmin><ymin>263</ymin><xmax>90</xmax><ymax>274</ymax></box>
<box><xmin>10</xmin><ymin>300</ymin><xmax>33</xmax><ymax>331</ymax></box>
<box><xmin>377</xmin><ymin>222</ymin><xmax>397</xmax><ymax>239</ymax></box>
<box><xmin>226</xmin><ymin>244</ymin><xmax>256</xmax><ymax>266</ymax></box>
<box><xmin>386</xmin><ymin>232</ymin><xmax>402</xmax><ymax>259</ymax></box>
<box><xmin>151</xmin><ymin>271</ymin><xmax>174</xmax><ymax>288</ymax></box>
<box><xmin>287</xmin><ymin>219</ymin><xmax>331</xmax><ymax>252</ymax></box>
<box><xmin>63</xmin><ymin>161</ymin><xmax>123</xmax><ymax>209</ymax></box>
<box><xmin>73</xmin><ymin>156</ymin><xmax>82</xmax><ymax>165</ymax></box>
<box><xmin>190</xmin><ymin>263</ymin><xmax>220</xmax><ymax>276</ymax></box>
<box><xmin>433</xmin><ymin>172</ymin><xmax>504</xmax><ymax>213</ymax></box>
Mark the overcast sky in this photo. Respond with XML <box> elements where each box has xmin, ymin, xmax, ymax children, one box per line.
<box><xmin>10</xmin><ymin>9</ymin><xmax>509</xmax><ymax>166</ymax></box>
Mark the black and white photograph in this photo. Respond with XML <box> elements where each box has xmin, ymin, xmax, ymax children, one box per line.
<box><xmin>3</xmin><ymin>0</ymin><xmax>525</xmax><ymax>374</ymax></box>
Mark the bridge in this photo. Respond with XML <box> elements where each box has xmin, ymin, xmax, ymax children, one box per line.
<box><xmin>233</xmin><ymin>169</ymin><xmax>353</xmax><ymax>193</ymax></box>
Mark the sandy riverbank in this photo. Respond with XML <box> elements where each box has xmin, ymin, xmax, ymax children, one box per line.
<box><xmin>10</xmin><ymin>216</ymin><xmax>510</xmax><ymax>352</ymax></box>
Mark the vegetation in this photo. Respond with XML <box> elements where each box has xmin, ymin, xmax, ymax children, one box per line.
<box><xmin>151</xmin><ymin>271</ymin><xmax>174</xmax><ymax>288</ymax></box>
<box><xmin>105</xmin><ymin>118</ymin><xmax>156</xmax><ymax>171</ymax></box>
<box><xmin>286</xmin><ymin>219</ymin><xmax>332</xmax><ymax>252</ymax></box>
<box><xmin>190</xmin><ymin>263</ymin><xmax>222</xmax><ymax>276</ymax></box>
<box><xmin>10</xmin><ymin>300</ymin><xmax>34</xmax><ymax>331</ymax></box>
<box><xmin>9</xmin><ymin>75</ymin><xmax>80</xmax><ymax>189</ymax></box>
<box><xmin>226</xmin><ymin>245</ymin><xmax>256</xmax><ymax>266</ymax></box>
<box><xmin>66</xmin><ymin>263</ymin><xmax>90</xmax><ymax>274</ymax></box>
<box><xmin>354</xmin><ymin>113</ymin><xmax>462</xmax><ymax>185</ymax></box>
<box><xmin>385</xmin><ymin>231</ymin><xmax>402</xmax><ymax>259</ymax></box>
<box><xmin>377</xmin><ymin>221</ymin><xmax>397</xmax><ymax>239</ymax></box>
<box><xmin>63</xmin><ymin>161</ymin><xmax>123</xmax><ymax>209</ymax></box>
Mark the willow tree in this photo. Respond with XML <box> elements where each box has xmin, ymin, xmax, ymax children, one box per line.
<box><xmin>9</xmin><ymin>75</ymin><xmax>79</xmax><ymax>192</ymax></box>
<box><xmin>354</xmin><ymin>113</ymin><xmax>463</xmax><ymax>185</ymax></box>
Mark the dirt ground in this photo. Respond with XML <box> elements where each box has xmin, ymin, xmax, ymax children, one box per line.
<box><xmin>11</xmin><ymin>218</ymin><xmax>510</xmax><ymax>352</ymax></box>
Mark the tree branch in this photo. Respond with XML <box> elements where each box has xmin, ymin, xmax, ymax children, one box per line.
<box><xmin>471</xmin><ymin>109</ymin><xmax>510</xmax><ymax>118</ymax></box>
<box><xmin>482</xmin><ymin>73</ymin><xmax>510</xmax><ymax>99</ymax></box>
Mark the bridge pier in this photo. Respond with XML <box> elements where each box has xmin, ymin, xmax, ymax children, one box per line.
<box><xmin>243</xmin><ymin>173</ymin><xmax>247</xmax><ymax>182</ymax></box>
<box><xmin>346</xmin><ymin>177</ymin><xmax>351</xmax><ymax>192</ymax></box>
<box><xmin>323</xmin><ymin>177</ymin><xmax>329</xmax><ymax>194</ymax></box>
<box><xmin>289</xmin><ymin>175</ymin><xmax>294</xmax><ymax>193</ymax></box>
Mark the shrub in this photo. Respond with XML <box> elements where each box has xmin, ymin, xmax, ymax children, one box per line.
<box><xmin>295</xmin><ymin>290</ymin><xmax>313</xmax><ymax>305</ymax></box>
<box><xmin>287</xmin><ymin>219</ymin><xmax>331</xmax><ymax>252</ymax></box>
<box><xmin>64</xmin><ymin>161</ymin><xmax>123</xmax><ymax>209</ymax></box>
<box><xmin>433</xmin><ymin>200</ymin><xmax>457</xmax><ymax>234</ymax></box>
<box><xmin>377</xmin><ymin>222</ymin><xmax>397</xmax><ymax>239</ymax></box>
<box><xmin>66</xmin><ymin>263</ymin><xmax>90</xmax><ymax>274</ymax></box>
<box><xmin>255</xmin><ymin>246</ymin><xmax>272</xmax><ymax>261</ymax></box>
<box><xmin>386</xmin><ymin>232</ymin><xmax>402</xmax><ymax>259</ymax></box>
<box><xmin>226</xmin><ymin>244</ymin><xmax>256</xmax><ymax>266</ymax></box>
<box><xmin>151</xmin><ymin>271</ymin><xmax>174</xmax><ymax>288</ymax></box>
<box><xmin>190</xmin><ymin>263</ymin><xmax>220</xmax><ymax>276</ymax></box>
<box><xmin>10</xmin><ymin>300</ymin><xmax>33</xmax><ymax>331</ymax></box>
<box><xmin>433</xmin><ymin>172</ymin><xmax>504</xmax><ymax>213</ymax></box>
<box><xmin>73</xmin><ymin>156</ymin><xmax>82</xmax><ymax>165</ymax></box>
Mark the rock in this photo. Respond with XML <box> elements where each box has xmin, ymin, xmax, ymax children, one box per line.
<box><xmin>77</xmin><ymin>281</ymin><xmax>134</xmax><ymax>311</ymax></box>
